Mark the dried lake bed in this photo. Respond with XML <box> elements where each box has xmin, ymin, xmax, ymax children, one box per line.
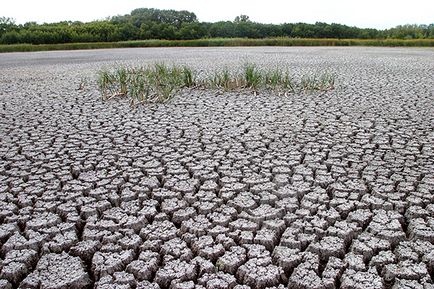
<box><xmin>0</xmin><ymin>47</ymin><xmax>433</xmax><ymax>288</ymax></box>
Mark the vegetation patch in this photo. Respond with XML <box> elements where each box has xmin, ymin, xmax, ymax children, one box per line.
<box><xmin>0</xmin><ymin>37</ymin><xmax>433</xmax><ymax>53</ymax></box>
<box><xmin>97</xmin><ymin>63</ymin><xmax>336</xmax><ymax>106</ymax></box>
<box><xmin>1</xmin><ymin>9</ymin><xmax>433</xmax><ymax>47</ymax></box>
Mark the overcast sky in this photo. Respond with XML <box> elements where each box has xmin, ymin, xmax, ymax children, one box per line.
<box><xmin>3</xmin><ymin>0</ymin><xmax>433</xmax><ymax>29</ymax></box>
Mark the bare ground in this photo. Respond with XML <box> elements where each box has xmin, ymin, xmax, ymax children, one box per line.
<box><xmin>0</xmin><ymin>47</ymin><xmax>433</xmax><ymax>289</ymax></box>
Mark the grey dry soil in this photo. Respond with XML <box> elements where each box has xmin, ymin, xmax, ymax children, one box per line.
<box><xmin>0</xmin><ymin>47</ymin><xmax>433</xmax><ymax>289</ymax></box>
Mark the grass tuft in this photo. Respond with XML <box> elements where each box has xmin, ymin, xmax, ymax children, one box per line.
<box><xmin>182</xmin><ymin>66</ymin><xmax>196</xmax><ymax>88</ymax></box>
<box><xmin>210</xmin><ymin>68</ymin><xmax>240</xmax><ymax>91</ymax></box>
<box><xmin>96</xmin><ymin>62</ymin><xmax>337</xmax><ymax>105</ymax></box>
<box><xmin>265</xmin><ymin>68</ymin><xmax>284</xmax><ymax>90</ymax></box>
<box><xmin>244</xmin><ymin>63</ymin><xmax>262</xmax><ymax>90</ymax></box>
<box><xmin>97</xmin><ymin>70</ymin><xmax>116</xmax><ymax>100</ymax></box>
<box><xmin>116</xmin><ymin>67</ymin><xmax>129</xmax><ymax>96</ymax></box>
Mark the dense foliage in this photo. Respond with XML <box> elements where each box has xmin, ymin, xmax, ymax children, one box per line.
<box><xmin>1</xmin><ymin>9</ymin><xmax>433</xmax><ymax>45</ymax></box>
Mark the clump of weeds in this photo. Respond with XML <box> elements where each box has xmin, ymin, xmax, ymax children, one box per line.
<box><xmin>96</xmin><ymin>62</ymin><xmax>337</xmax><ymax>106</ymax></box>
<box><xmin>243</xmin><ymin>63</ymin><xmax>262</xmax><ymax>92</ymax></box>
<box><xmin>210</xmin><ymin>68</ymin><xmax>241</xmax><ymax>91</ymax></box>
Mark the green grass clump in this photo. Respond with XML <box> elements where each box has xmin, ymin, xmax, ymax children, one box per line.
<box><xmin>264</xmin><ymin>68</ymin><xmax>285</xmax><ymax>90</ymax></box>
<box><xmin>282</xmin><ymin>72</ymin><xmax>296</xmax><ymax>92</ymax></box>
<box><xmin>96</xmin><ymin>62</ymin><xmax>337</xmax><ymax>106</ymax></box>
<box><xmin>182</xmin><ymin>66</ymin><xmax>196</xmax><ymax>88</ymax></box>
<box><xmin>116</xmin><ymin>67</ymin><xmax>129</xmax><ymax>96</ymax></box>
<box><xmin>244</xmin><ymin>63</ymin><xmax>262</xmax><ymax>90</ymax></box>
<box><xmin>97</xmin><ymin>63</ymin><xmax>198</xmax><ymax>105</ymax></box>
<box><xmin>210</xmin><ymin>68</ymin><xmax>241</xmax><ymax>91</ymax></box>
<box><xmin>97</xmin><ymin>70</ymin><xmax>117</xmax><ymax>99</ymax></box>
<box><xmin>129</xmin><ymin>72</ymin><xmax>149</xmax><ymax>103</ymax></box>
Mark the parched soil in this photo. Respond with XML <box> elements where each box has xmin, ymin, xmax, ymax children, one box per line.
<box><xmin>0</xmin><ymin>47</ymin><xmax>433</xmax><ymax>289</ymax></box>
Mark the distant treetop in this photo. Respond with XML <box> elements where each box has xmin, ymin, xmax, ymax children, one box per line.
<box><xmin>234</xmin><ymin>15</ymin><xmax>251</xmax><ymax>23</ymax></box>
<box><xmin>112</xmin><ymin>8</ymin><xmax>197</xmax><ymax>27</ymax></box>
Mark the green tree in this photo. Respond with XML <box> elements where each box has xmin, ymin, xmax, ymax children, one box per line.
<box><xmin>0</xmin><ymin>17</ymin><xmax>15</xmax><ymax>36</ymax></box>
<box><xmin>234</xmin><ymin>15</ymin><xmax>250</xmax><ymax>23</ymax></box>
<box><xmin>127</xmin><ymin>8</ymin><xmax>197</xmax><ymax>28</ymax></box>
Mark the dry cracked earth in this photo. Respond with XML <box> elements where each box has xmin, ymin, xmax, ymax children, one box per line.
<box><xmin>0</xmin><ymin>47</ymin><xmax>433</xmax><ymax>289</ymax></box>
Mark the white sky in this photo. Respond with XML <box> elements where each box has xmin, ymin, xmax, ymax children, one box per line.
<box><xmin>2</xmin><ymin>0</ymin><xmax>433</xmax><ymax>29</ymax></box>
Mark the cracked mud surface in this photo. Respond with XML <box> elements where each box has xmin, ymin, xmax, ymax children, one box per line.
<box><xmin>0</xmin><ymin>47</ymin><xmax>433</xmax><ymax>288</ymax></box>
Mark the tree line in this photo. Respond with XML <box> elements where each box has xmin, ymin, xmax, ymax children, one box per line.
<box><xmin>0</xmin><ymin>9</ymin><xmax>433</xmax><ymax>45</ymax></box>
